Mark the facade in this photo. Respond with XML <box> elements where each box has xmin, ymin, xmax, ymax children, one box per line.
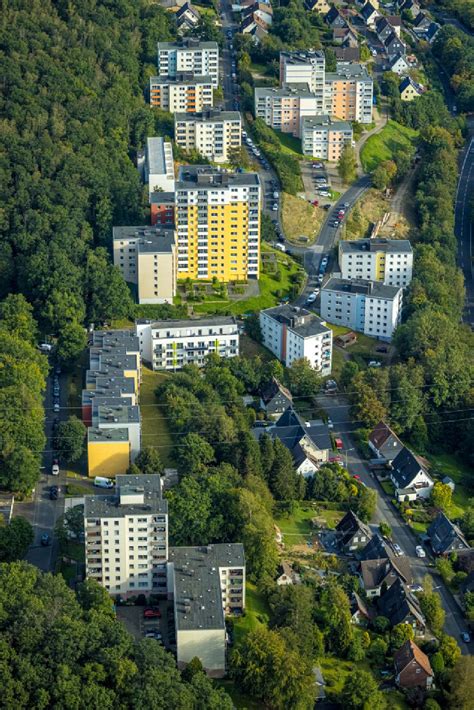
<box><xmin>157</xmin><ymin>39</ymin><xmax>219</xmax><ymax>88</ymax></box>
<box><xmin>174</xmin><ymin>110</ymin><xmax>241</xmax><ymax>163</ymax></box>
<box><xmin>254</xmin><ymin>85</ymin><xmax>321</xmax><ymax>137</ymax></box>
<box><xmin>321</xmin><ymin>278</ymin><xmax>403</xmax><ymax>342</ymax></box>
<box><xmin>400</xmin><ymin>77</ymin><xmax>423</xmax><ymax>101</ymax></box>
<box><xmin>384</xmin><ymin>32</ymin><xmax>406</xmax><ymax>58</ymax></box>
<box><xmin>259</xmin><ymin>305</ymin><xmax>332</xmax><ymax>374</ymax></box>
<box><xmin>336</xmin><ymin>510</ymin><xmax>372</xmax><ymax>552</ymax></box>
<box><xmin>280</xmin><ymin>50</ymin><xmax>326</xmax><ymax>103</ymax></box>
<box><xmin>427</xmin><ymin>513</ymin><xmax>470</xmax><ymax>556</ymax></box>
<box><xmin>176</xmin><ymin>3</ymin><xmax>201</xmax><ymax>33</ymax></box>
<box><xmin>167</xmin><ymin>544</ymin><xmax>245</xmax><ymax>677</ymax></box>
<box><xmin>260</xmin><ymin>377</ymin><xmax>293</xmax><ymax>419</ymax></box>
<box><xmin>390</xmin><ymin>447</ymin><xmax>434</xmax><ymax>501</ymax></box>
<box><xmin>149</xmin><ymin>74</ymin><xmax>213</xmax><ymax>113</ymax></box>
<box><xmin>360</xmin><ymin>556</ymin><xmax>412</xmax><ymax>597</ymax></box>
<box><xmin>87</xmin><ymin>428</ymin><xmax>131</xmax><ymax>477</ymax></box>
<box><xmin>390</xmin><ymin>53</ymin><xmax>410</xmax><ymax>76</ymax></box>
<box><xmin>135</xmin><ymin>316</ymin><xmax>239</xmax><ymax>370</ymax></box>
<box><xmin>174</xmin><ymin>165</ymin><xmax>261</xmax><ymax>281</ymax></box>
<box><xmin>394</xmin><ymin>641</ymin><xmax>434</xmax><ymax>690</ymax></box>
<box><xmin>301</xmin><ymin>115</ymin><xmax>353</xmax><ymax>160</ymax></box>
<box><xmin>150</xmin><ymin>192</ymin><xmax>175</xmax><ymax>226</ymax></box>
<box><xmin>368</xmin><ymin>421</ymin><xmax>404</xmax><ymax>463</ymax></box>
<box><xmin>144</xmin><ymin>137</ymin><xmax>175</xmax><ymax>195</ymax></box>
<box><xmin>338</xmin><ymin>238</ymin><xmax>413</xmax><ymax>287</ymax></box>
<box><xmin>324</xmin><ymin>64</ymin><xmax>373</xmax><ymax>123</ymax></box>
<box><xmin>305</xmin><ymin>0</ymin><xmax>331</xmax><ymax>12</ymax></box>
<box><xmin>93</xmin><ymin>404</ymin><xmax>141</xmax><ymax>462</ymax></box>
<box><xmin>84</xmin><ymin>475</ymin><xmax>168</xmax><ymax>596</ymax></box>
<box><xmin>360</xmin><ymin>1</ymin><xmax>380</xmax><ymax>27</ymax></box>
<box><xmin>378</xmin><ymin>578</ymin><xmax>426</xmax><ymax>634</ymax></box>
<box><xmin>113</xmin><ymin>225</ymin><xmax>177</xmax><ymax>304</ymax></box>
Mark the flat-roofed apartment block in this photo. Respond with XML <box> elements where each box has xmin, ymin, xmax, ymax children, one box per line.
<box><xmin>113</xmin><ymin>225</ymin><xmax>177</xmax><ymax>304</ymax></box>
<box><xmin>324</xmin><ymin>63</ymin><xmax>373</xmax><ymax>123</ymax></box>
<box><xmin>87</xmin><ymin>427</ymin><xmax>131</xmax><ymax>477</ymax></box>
<box><xmin>82</xmin><ymin>389</ymin><xmax>135</xmax><ymax>427</ymax></box>
<box><xmin>259</xmin><ymin>305</ymin><xmax>333</xmax><ymax>374</ymax></box>
<box><xmin>174</xmin><ymin>110</ymin><xmax>241</xmax><ymax>163</ymax></box>
<box><xmin>280</xmin><ymin>50</ymin><xmax>325</xmax><ymax>112</ymax></box>
<box><xmin>84</xmin><ymin>475</ymin><xmax>168</xmax><ymax>597</ymax></box>
<box><xmin>175</xmin><ymin>165</ymin><xmax>260</xmax><ymax>280</ymax></box>
<box><xmin>144</xmin><ymin>137</ymin><xmax>175</xmax><ymax>196</ymax></box>
<box><xmin>94</xmin><ymin>403</ymin><xmax>140</xmax><ymax>458</ymax></box>
<box><xmin>167</xmin><ymin>544</ymin><xmax>245</xmax><ymax>677</ymax></box>
<box><xmin>88</xmin><ymin>351</ymin><xmax>140</xmax><ymax>393</ymax></box>
<box><xmin>157</xmin><ymin>38</ymin><xmax>219</xmax><ymax>88</ymax></box>
<box><xmin>320</xmin><ymin>278</ymin><xmax>403</xmax><ymax>342</ymax></box>
<box><xmin>150</xmin><ymin>192</ymin><xmax>175</xmax><ymax>226</ymax></box>
<box><xmin>338</xmin><ymin>238</ymin><xmax>413</xmax><ymax>287</ymax></box>
<box><xmin>149</xmin><ymin>74</ymin><xmax>214</xmax><ymax>113</ymax></box>
<box><xmin>254</xmin><ymin>84</ymin><xmax>320</xmax><ymax>137</ymax></box>
<box><xmin>135</xmin><ymin>316</ymin><xmax>239</xmax><ymax>370</ymax></box>
<box><xmin>301</xmin><ymin>115</ymin><xmax>353</xmax><ymax>160</ymax></box>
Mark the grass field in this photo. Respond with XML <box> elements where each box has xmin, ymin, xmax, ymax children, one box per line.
<box><xmin>342</xmin><ymin>189</ymin><xmax>390</xmax><ymax>241</ymax></box>
<box><xmin>360</xmin><ymin>120</ymin><xmax>418</xmax><ymax>173</ymax></box>
<box><xmin>140</xmin><ymin>367</ymin><xmax>173</xmax><ymax>466</ymax></box>
<box><xmin>274</xmin><ymin>130</ymin><xmax>304</xmax><ymax>157</ymax></box>
<box><xmin>233</xmin><ymin>581</ymin><xmax>270</xmax><ymax>645</ymax></box>
<box><xmin>281</xmin><ymin>192</ymin><xmax>325</xmax><ymax>245</ymax></box>
<box><xmin>427</xmin><ymin>453</ymin><xmax>474</xmax><ymax>517</ymax></box>
<box><xmin>275</xmin><ymin>503</ymin><xmax>344</xmax><ymax>546</ymax></box>
<box><xmin>239</xmin><ymin>334</ymin><xmax>273</xmax><ymax>361</ymax></box>
<box><xmin>322</xmin><ymin>322</ymin><xmax>391</xmax><ymax>376</ymax></box>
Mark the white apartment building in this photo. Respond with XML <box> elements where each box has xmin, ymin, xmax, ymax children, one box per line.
<box><xmin>143</xmin><ymin>137</ymin><xmax>175</xmax><ymax>195</ymax></box>
<box><xmin>174</xmin><ymin>110</ymin><xmax>241</xmax><ymax>163</ymax></box>
<box><xmin>84</xmin><ymin>475</ymin><xmax>168</xmax><ymax>597</ymax></box>
<box><xmin>113</xmin><ymin>225</ymin><xmax>177</xmax><ymax>304</ymax></box>
<box><xmin>259</xmin><ymin>305</ymin><xmax>333</xmax><ymax>374</ymax></box>
<box><xmin>321</xmin><ymin>278</ymin><xmax>403</xmax><ymax>342</ymax></box>
<box><xmin>157</xmin><ymin>38</ymin><xmax>219</xmax><ymax>88</ymax></box>
<box><xmin>324</xmin><ymin>63</ymin><xmax>373</xmax><ymax>123</ymax></box>
<box><xmin>149</xmin><ymin>74</ymin><xmax>213</xmax><ymax>113</ymax></box>
<box><xmin>338</xmin><ymin>239</ymin><xmax>413</xmax><ymax>287</ymax></box>
<box><xmin>279</xmin><ymin>50</ymin><xmax>326</xmax><ymax>112</ymax></box>
<box><xmin>167</xmin><ymin>544</ymin><xmax>245</xmax><ymax>677</ymax></box>
<box><xmin>301</xmin><ymin>115</ymin><xmax>353</xmax><ymax>160</ymax></box>
<box><xmin>175</xmin><ymin>165</ymin><xmax>261</xmax><ymax>281</ymax></box>
<box><xmin>254</xmin><ymin>84</ymin><xmax>321</xmax><ymax>137</ymax></box>
<box><xmin>135</xmin><ymin>316</ymin><xmax>239</xmax><ymax>370</ymax></box>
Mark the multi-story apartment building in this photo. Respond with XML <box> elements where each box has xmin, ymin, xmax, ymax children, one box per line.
<box><xmin>149</xmin><ymin>74</ymin><xmax>213</xmax><ymax>113</ymax></box>
<box><xmin>338</xmin><ymin>238</ymin><xmax>413</xmax><ymax>287</ymax></box>
<box><xmin>324</xmin><ymin>63</ymin><xmax>373</xmax><ymax>123</ymax></box>
<box><xmin>87</xmin><ymin>427</ymin><xmax>132</xmax><ymax>477</ymax></box>
<box><xmin>174</xmin><ymin>110</ymin><xmax>241</xmax><ymax>163</ymax></box>
<box><xmin>84</xmin><ymin>475</ymin><xmax>169</xmax><ymax>597</ymax></box>
<box><xmin>259</xmin><ymin>305</ymin><xmax>333</xmax><ymax>374</ymax></box>
<box><xmin>320</xmin><ymin>278</ymin><xmax>403</xmax><ymax>341</ymax></box>
<box><xmin>142</xmin><ymin>137</ymin><xmax>175</xmax><ymax>196</ymax></box>
<box><xmin>279</xmin><ymin>50</ymin><xmax>325</xmax><ymax>111</ymax></box>
<box><xmin>174</xmin><ymin>165</ymin><xmax>260</xmax><ymax>280</ymax></box>
<box><xmin>135</xmin><ymin>316</ymin><xmax>239</xmax><ymax>370</ymax></box>
<box><xmin>92</xmin><ymin>403</ymin><xmax>141</xmax><ymax>460</ymax></box>
<box><xmin>301</xmin><ymin>115</ymin><xmax>353</xmax><ymax>160</ymax></box>
<box><xmin>254</xmin><ymin>84</ymin><xmax>320</xmax><ymax>137</ymax></box>
<box><xmin>167</xmin><ymin>544</ymin><xmax>245</xmax><ymax>677</ymax></box>
<box><xmin>82</xmin><ymin>381</ymin><xmax>136</xmax><ymax>426</ymax></box>
<box><xmin>150</xmin><ymin>192</ymin><xmax>175</xmax><ymax>226</ymax></box>
<box><xmin>113</xmin><ymin>225</ymin><xmax>177</xmax><ymax>304</ymax></box>
<box><xmin>157</xmin><ymin>39</ymin><xmax>219</xmax><ymax>88</ymax></box>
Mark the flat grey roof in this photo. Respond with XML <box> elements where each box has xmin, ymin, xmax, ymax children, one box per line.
<box><xmin>262</xmin><ymin>305</ymin><xmax>331</xmax><ymax>338</ymax></box>
<box><xmin>169</xmin><ymin>543</ymin><xmax>245</xmax><ymax>631</ymax></box>
<box><xmin>150</xmin><ymin>191</ymin><xmax>175</xmax><ymax>205</ymax></box>
<box><xmin>113</xmin><ymin>225</ymin><xmax>176</xmax><ymax>255</ymax></box>
<box><xmin>84</xmin><ymin>475</ymin><xmax>167</xmax><ymax>519</ymax></box>
<box><xmin>174</xmin><ymin>109</ymin><xmax>241</xmax><ymax>123</ymax></box>
<box><xmin>323</xmin><ymin>278</ymin><xmax>402</xmax><ymax>300</ymax></box>
<box><xmin>147</xmin><ymin>137</ymin><xmax>173</xmax><ymax>176</ymax></box>
<box><xmin>158</xmin><ymin>39</ymin><xmax>218</xmax><ymax>50</ymax></box>
<box><xmin>82</xmin><ymin>389</ymin><xmax>132</xmax><ymax>404</ymax></box>
<box><xmin>339</xmin><ymin>238</ymin><xmax>412</xmax><ymax>254</ymax></box>
<box><xmin>280</xmin><ymin>49</ymin><xmax>325</xmax><ymax>63</ymax></box>
<box><xmin>176</xmin><ymin>165</ymin><xmax>259</xmax><ymax>188</ymax></box>
<box><xmin>136</xmin><ymin>315</ymin><xmax>237</xmax><ymax>330</ymax></box>
<box><xmin>90</xmin><ymin>396</ymin><xmax>134</xmax><ymax>411</ymax></box>
<box><xmin>150</xmin><ymin>74</ymin><xmax>213</xmax><ymax>85</ymax></box>
<box><xmin>326</xmin><ymin>63</ymin><xmax>371</xmax><ymax>81</ymax></box>
<box><xmin>97</xmin><ymin>404</ymin><xmax>140</xmax><ymax>425</ymax></box>
<box><xmin>98</xmin><ymin>353</ymin><xmax>138</xmax><ymax>370</ymax></box>
<box><xmin>93</xmin><ymin>376</ymin><xmax>136</xmax><ymax>394</ymax></box>
<box><xmin>302</xmin><ymin>115</ymin><xmax>352</xmax><ymax>132</ymax></box>
<box><xmin>88</xmin><ymin>427</ymin><xmax>130</xmax><ymax>443</ymax></box>
<box><xmin>255</xmin><ymin>83</ymin><xmax>313</xmax><ymax>98</ymax></box>
<box><xmin>86</xmin><ymin>367</ymin><xmax>135</xmax><ymax>384</ymax></box>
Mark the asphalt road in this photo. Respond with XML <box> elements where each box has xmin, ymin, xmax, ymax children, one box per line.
<box><xmin>317</xmin><ymin>393</ymin><xmax>473</xmax><ymax>654</ymax></box>
<box><xmin>455</xmin><ymin>136</ymin><xmax>474</xmax><ymax>326</ymax></box>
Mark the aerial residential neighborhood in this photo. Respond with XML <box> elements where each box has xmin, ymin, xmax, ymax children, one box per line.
<box><xmin>0</xmin><ymin>0</ymin><xmax>473</xmax><ymax>708</ymax></box>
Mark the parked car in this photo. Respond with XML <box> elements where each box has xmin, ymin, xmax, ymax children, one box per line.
<box><xmin>49</xmin><ymin>485</ymin><xmax>59</xmax><ymax>500</ymax></box>
<box><xmin>53</xmin><ymin>402</ymin><xmax>60</xmax><ymax>413</ymax></box>
<box><xmin>272</xmin><ymin>203</ymin><xmax>278</xmax><ymax>211</ymax></box>
<box><xmin>393</xmin><ymin>543</ymin><xmax>404</xmax><ymax>556</ymax></box>
<box><xmin>409</xmin><ymin>584</ymin><xmax>424</xmax><ymax>593</ymax></box>
<box><xmin>368</xmin><ymin>360</ymin><xmax>382</xmax><ymax>368</ymax></box>
<box><xmin>353</xmin><ymin>474</ymin><xmax>361</xmax><ymax>480</ymax></box>
<box><xmin>323</xmin><ymin>203</ymin><xmax>331</xmax><ymax>210</ymax></box>
<box><xmin>376</xmin><ymin>345</ymin><xmax>388</xmax><ymax>353</ymax></box>
<box><xmin>343</xmin><ymin>202</ymin><xmax>350</xmax><ymax>208</ymax></box>
<box><xmin>51</xmin><ymin>463</ymin><xmax>59</xmax><ymax>476</ymax></box>
<box><xmin>318</xmin><ymin>190</ymin><xmax>330</xmax><ymax>197</ymax></box>
<box><xmin>327</xmin><ymin>417</ymin><xmax>333</xmax><ymax>429</ymax></box>
<box><xmin>306</xmin><ymin>293</ymin><xmax>317</xmax><ymax>304</ymax></box>
<box><xmin>461</xmin><ymin>631</ymin><xmax>471</xmax><ymax>643</ymax></box>
<box><xmin>41</xmin><ymin>533</ymin><xmax>51</xmax><ymax>546</ymax></box>
<box><xmin>144</xmin><ymin>608</ymin><xmax>161</xmax><ymax>619</ymax></box>
<box><xmin>415</xmin><ymin>545</ymin><xmax>426</xmax><ymax>558</ymax></box>
<box><xmin>335</xmin><ymin>437</ymin><xmax>343</xmax><ymax>450</ymax></box>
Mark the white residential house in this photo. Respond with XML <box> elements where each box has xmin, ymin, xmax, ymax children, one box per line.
<box><xmin>338</xmin><ymin>238</ymin><xmax>413</xmax><ymax>288</ymax></box>
<box><xmin>390</xmin><ymin>448</ymin><xmax>434</xmax><ymax>501</ymax></box>
<box><xmin>157</xmin><ymin>38</ymin><xmax>219</xmax><ymax>88</ymax></box>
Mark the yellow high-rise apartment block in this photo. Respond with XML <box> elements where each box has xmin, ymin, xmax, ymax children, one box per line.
<box><xmin>175</xmin><ymin>166</ymin><xmax>261</xmax><ymax>281</ymax></box>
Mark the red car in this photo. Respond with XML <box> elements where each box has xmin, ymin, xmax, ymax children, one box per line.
<box><xmin>329</xmin><ymin>455</ymin><xmax>343</xmax><ymax>463</ymax></box>
<box><xmin>334</xmin><ymin>437</ymin><xmax>343</xmax><ymax>451</ymax></box>
<box><xmin>144</xmin><ymin>608</ymin><xmax>161</xmax><ymax>619</ymax></box>
<box><xmin>353</xmin><ymin>474</ymin><xmax>361</xmax><ymax>481</ymax></box>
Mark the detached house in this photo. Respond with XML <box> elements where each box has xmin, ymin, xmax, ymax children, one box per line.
<box><xmin>336</xmin><ymin>510</ymin><xmax>372</xmax><ymax>552</ymax></box>
<box><xmin>390</xmin><ymin>448</ymin><xmax>433</xmax><ymax>501</ymax></box>
<box><xmin>359</xmin><ymin>534</ymin><xmax>390</xmax><ymax>561</ymax></box>
<box><xmin>375</xmin><ymin>16</ymin><xmax>398</xmax><ymax>43</ymax></box>
<box><xmin>325</xmin><ymin>6</ymin><xmax>347</xmax><ymax>28</ymax></box>
<box><xmin>368</xmin><ymin>421</ymin><xmax>404</xmax><ymax>464</ymax></box>
<box><xmin>389</xmin><ymin>52</ymin><xmax>410</xmax><ymax>75</ymax></box>
<box><xmin>260</xmin><ymin>378</ymin><xmax>293</xmax><ymax>419</ymax></box>
<box><xmin>360</xmin><ymin>556</ymin><xmax>412</xmax><ymax>597</ymax></box>
<box><xmin>394</xmin><ymin>640</ymin><xmax>434</xmax><ymax>690</ymax></box>
<box><xmin>378</xmin><ymin>578</ymin><xmax>426</xmax><ymax>634</ymax></box>
<box><xmin>305</xmin><ymin>0</ymin><xmax>331</xmax><ymax>13</ymax></box>
<box><xmin>360</xmin><ymin>2</ymin><xmax>380</xmax><ymax>28</ymax></box>
<box><xmin>427</xmin><ymin>513</ymin><xmax>470</xmax><ymax>556</ymax></box>
<box><xmin>399</xmin><ymin>76</ymin><xmax>424</xmax><ymax>101</ymax></box>
<box><xmin>384</xmin><ymin>31</ymin><xmax>406</xmax><ymax>58</ymax></box>
<box><xmin>412</xmin><ymin>11</ymin><xmax>431</xmax><ymax>33</ymax></box>
<box><xmin>176</xmin><ymin>3</ymin><xmax>201</xmax><ymax>33</ymax></box>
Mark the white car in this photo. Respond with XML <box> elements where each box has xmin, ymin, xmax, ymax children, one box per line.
<box><xmin>272</xmin><ymin>204</ymin><xmax>278</xmax><ymax>211</ymax></box>
<box><xmin>51</xmin><ymin>464</ymin><xmax>60</xmax><ymax>476</ymax></box>
<box><xmin>393</xmin><ymin>543</ymin><xmax>404</xmax><ymax>556</ymax></box>
<box><xmin>327</xmin><ymin>417</ymin><xmax>334</xmax><ymax>429</ymax></box>
<box><xmin>368</xmin><ymin>360</ymin><xmax>382</xmax><ymax>368</ymax></box>
<box><xmin>53</xmin><ymin>402</ymin><xmax>60</xmax><ymax>413</ymax></box>
<box><xmin>409</xmin><ymin>584</ymin><xmax>423</xmax><ymax>593</ymax></box>
<box><xmin>306</xmin><ymin>293</ymin><xmax>317</xmax><ymax>304</ymax></box>
<box><xmin>318</xmin><ymin>190</ymin><xmax>330</xmax><ymax>197</ymax></box>
<box><xmin>415</xmin><ymin>545</ymin><xmax>426</xmax><ymax>558</ymax></box>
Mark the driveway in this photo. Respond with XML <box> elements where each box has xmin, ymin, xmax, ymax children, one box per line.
<box><xmin>317</xmin><ymin>393</ymin><xmax>473</xmax><ymax>654</ymax></box>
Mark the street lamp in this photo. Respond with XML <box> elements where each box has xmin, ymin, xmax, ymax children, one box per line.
<box><xmin>344</xmin><ymin>448</ymin><xmax>355</xmax><ymax>470</ymax></box>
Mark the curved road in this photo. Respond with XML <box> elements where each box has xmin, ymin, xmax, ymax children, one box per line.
<box><xmin>455</xmin><ymin>135</ymin><xmax>474</xmax><ymax>326</ymax></box>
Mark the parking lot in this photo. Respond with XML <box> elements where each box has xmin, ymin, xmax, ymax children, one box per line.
<box><xmin>116</xmin><ymin>600</ymin><xmax>175</xmax><ymax>650</ymax></box>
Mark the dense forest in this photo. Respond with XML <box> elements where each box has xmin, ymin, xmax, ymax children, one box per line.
<box><xmin>432</xmin><ymin>26</ymin><xmax>474</xmax><ymax>112</ymax></box>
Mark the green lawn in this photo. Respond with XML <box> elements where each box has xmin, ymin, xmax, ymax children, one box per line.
<box><xmin>360</xmin><ymin>120</ymin><xmax>418</xmax><ymax>172</ymax></box>
<box><xmin>427</xmin><ymin>453</ymin><xmax>474</xmax><ymax>517</ymax></box>
<box><xmin>274</xmin><ymin>130</ymin><xmax>304</xmax><ymax>158</ymax></box>
<box><xmin>323</xmin><ymin>322</ymin><xmax>392</xmax><ymax>371</ymax></box>
<box><xmin>233</xmin><ymin>581</ymin><xmax>270</xmax><ymax>645</ymax></box>
<box><xmin>140</xmin><ymin>367</ymin><xmax>173</xmax><ymax>466</ymax></box>
<box><xmin>381</xmin><ymin>480</ymin><xmax>395</xmax><ymax>496</ymax></box>
<box><xmin>239</xmin><ymin>334</ymin><xmax>273</xmax><ymax>362</ymax></box>
<box><xmin>275</xmin><ymin>503</ymin><xmax>344</xmax><ymax>546</ymax></box>
<box><xmin>320</xmin><ymin>657</ymin><xmax>372</xmax><ymax>698</ymax></box>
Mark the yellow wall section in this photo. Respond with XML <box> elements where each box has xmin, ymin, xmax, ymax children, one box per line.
<box><xmin>375</xmin><ymin>252</ymin><xmax>385</xmax><ymax>281</ymax></box>
<box><xmin>88</xmin><ymin>441</ymin><xmax>131</xmax><ymax>477</ymax></box>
